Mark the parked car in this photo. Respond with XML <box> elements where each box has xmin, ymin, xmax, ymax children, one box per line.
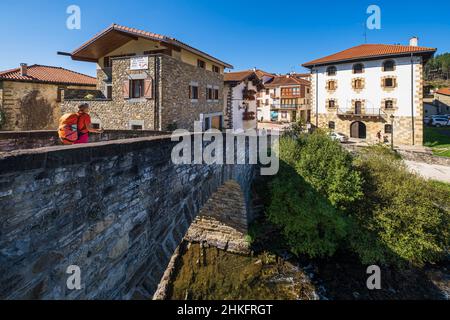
<box><xmin>431</xmin><ymin>116</ymin><xmax>450</xmax><ymax>127</ymax></box>
<box><xmin>329</xmin><ymin>132</ymin><xmax>349</xmax><ymax>143</ymax></box>
<box><xmin>424</xmin><ymin>116</ymin><xmax>432</xmax><ymax>125</ymax></box>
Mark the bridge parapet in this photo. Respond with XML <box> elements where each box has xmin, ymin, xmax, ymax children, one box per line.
<box><xmin>0</xmin><ymin>133</ymin><xmax>260</xmax><ymax>299</ymax></box>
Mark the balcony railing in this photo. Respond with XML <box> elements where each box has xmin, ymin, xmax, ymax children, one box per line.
<box><xmin>270</xmin><ymin>94</ymin><xmax>280</xmax><ymax>99</ymax></box>
<box><xmin>271</xmin><ymin>103</ymin><xmax>303</xmax><ymax>109</ymax></box>
<box><xmin>337</xmin><ymin>107</ymin><xmax>386</xmax><ymax>118</ymax></box>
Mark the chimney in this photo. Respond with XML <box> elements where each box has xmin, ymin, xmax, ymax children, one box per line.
<box><xmin>252</xmin><ymin>67</ymin><xmax>257</xmax><ymax>72</ymax></box>
<box><xmin>409</xmin><ymin>36</ymin><xmax>419</xmax><ymax>47</ymax></box>
<box><xmin>20</xmin><ymin>63</ymin><xmax>28</xmax><ymax>76</ymax></box>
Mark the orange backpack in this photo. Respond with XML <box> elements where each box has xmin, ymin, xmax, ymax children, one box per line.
<box><xmin>58</xmin><ymin>113</ymin><xmax>80</xmax><ymax>145</ymax></box>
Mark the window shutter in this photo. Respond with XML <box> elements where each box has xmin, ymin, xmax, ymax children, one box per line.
<box><xmin>144</xmin><ymin>79</ymin><xmax>153</xmax><ymax>99</ymax></box>
<box><xmin>123</xmin><ymin>80</ymin><xmax>130</xmax><ymax>99</ymax></box>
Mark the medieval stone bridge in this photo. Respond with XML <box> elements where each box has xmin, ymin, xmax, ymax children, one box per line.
<box><xmin>0</xmin><ymin>133</ymin><xmax>257</xmax><ymax>299</ymax></box>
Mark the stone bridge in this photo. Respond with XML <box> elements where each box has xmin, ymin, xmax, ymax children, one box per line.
<box><xmin>0</xmin><ymin>133</ymin><xmax>258</xmax><ymax>299</ymax></box>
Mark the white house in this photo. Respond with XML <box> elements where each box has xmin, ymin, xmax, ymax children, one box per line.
<box><xmin>223</xmin><ymin>70</ymin><xmax>267</xmax><ymax>131</ymax></box>
<box><xmin>302</xmin><ymin>38</ymin><xmax>436</xmax><ymax>146</ymax></box>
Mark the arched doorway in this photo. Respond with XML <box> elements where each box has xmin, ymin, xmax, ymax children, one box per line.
<box><xmin>350</xmin><ymin>121</ymin><xmax>366</xmax><ymax>139</ymax></box>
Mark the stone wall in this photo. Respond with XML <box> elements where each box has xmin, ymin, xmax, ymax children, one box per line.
<box><xmin>316</xmin><ymin>113</ymin><xmax>422</xmax><ymax>146</ymax></box>
<box><xmin>0</xmin><ymin>81</ymin><xmax>95</xmax><ymax>131</ymax></box>
<box><xmin>159</xmin><ymin>54</ymin><xmax>224</xmax><ymax>131</ymax></box>
<box><xmin>0</xmin><ymin>130</ymin><xmax>169</xmax><ymax>153</ymax></box>
<box><xmin>61</xmin><ymin>56</ymin><xmax>158</xmax><ymax>130</ymax></box>
<box><xmin>62</xmin><ymin>54</ymin><xmax>225</xmax><ymax>132</ymax></box>
<box><xmin>0</xmin><ymin>134</ymin><xmax>255</xmax><ymax>299</ymax></box>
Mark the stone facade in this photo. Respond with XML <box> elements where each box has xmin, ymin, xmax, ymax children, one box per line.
<box><xmin>0</xmin><ymin>134</ymin><xmax>255</xmax><ymax>299</ymax></box>
<box><xmin>62</xmin><ymin>54</ymin><xmax>224</xmax><ymax>132</ymax></box>
<box><xmin>0</xmin><ymin>81</ymin><xmax>95</xmax><ymax>131</ymax></box>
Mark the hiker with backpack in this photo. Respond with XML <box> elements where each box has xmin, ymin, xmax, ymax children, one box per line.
<box><xmin>58</xmin><ymin>103</ymin><xmax>103</xmax><ymax>145</ymax></box>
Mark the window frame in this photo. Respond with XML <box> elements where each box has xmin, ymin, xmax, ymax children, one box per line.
<box><xmin>189</xmin><ymin>84</ymin><xmax>199</xmax><ymax>100</ymax></box>
<box><xmin>197</xmin><ymin>59</ymin><xmax>206</xmax><ymax>69</ymax></box>
<box><xmin>383</xmin><ymin>60</ymin><xmax>395</xmax><ymax>72</ymax></box>
<box><xmin>326</xmin><ymin>66</ymin><xmax>337</xmax><ymax>76</ymax></box>
<box><xmin>130</xmin><ymin>79</ymin><xmax>145</xmax><ymax>99</ymax></box>
<box><xmin>353</xmin><ymin>63</ymin><xmax>364</xmax><ymax>74</ymax></box>
<box><xmin>385</xmin><ymin>124</ymin><xmax>393</xmax><ymax>134</ymax></box>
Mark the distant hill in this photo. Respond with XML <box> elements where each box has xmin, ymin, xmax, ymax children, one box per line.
<box><xmin>425</xmin><ymin>53</ymin><xmax>450</xmax><ymax>85</ymax></box>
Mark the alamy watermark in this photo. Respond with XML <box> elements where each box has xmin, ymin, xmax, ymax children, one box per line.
<box><xmin>171</xmin><ymin>122</ymin><xmax>280</xmax><ymax>176</ymax></box>
<box><xmin>366</xmin><ymin>5</ymin><xmax>381</xmax><ymax>30</ymax></box>
<box><xmin>66</xmin><ymin>5</ymin><xmax>81</xmax><ymax>30</ymax></box>
<box><xmin>66</xmin><ymin>265</ymin><xmax>82</xmax><ymax>290</ymax></box>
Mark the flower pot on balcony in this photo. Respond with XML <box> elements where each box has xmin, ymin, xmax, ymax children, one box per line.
<box><xmin>243</xmin><ymin>111</ymin><xmax>256</xmax><ymax>121</ymax></box>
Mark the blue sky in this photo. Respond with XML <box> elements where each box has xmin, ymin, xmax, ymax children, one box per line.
<box><xmin>0</xmin><ymin>0</ymin><xmax>449</xmax><ymax>76</ymax></box>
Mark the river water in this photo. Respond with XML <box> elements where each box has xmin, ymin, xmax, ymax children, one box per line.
<box><xmin>168</xmin><ymin>243</ymin><xmax>319</xmax><ymax>300</ymax></box>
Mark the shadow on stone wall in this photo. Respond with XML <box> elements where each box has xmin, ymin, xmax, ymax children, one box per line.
<box><xmin>19</xmin><ymin>90</ymin><xmax>54</xmax><ymax>130</ymax></box>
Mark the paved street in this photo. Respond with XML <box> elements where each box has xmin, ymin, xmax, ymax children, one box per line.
<box><xmin>404</xmin><ymin>160</ymin><xmax>450</xmax><ymax>183</ymax></box>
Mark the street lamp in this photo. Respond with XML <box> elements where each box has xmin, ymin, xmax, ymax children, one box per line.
<box><xmin>390</xmin><ymin>114</ymin><xmax>395</xmax><ymax>150</ymax></box>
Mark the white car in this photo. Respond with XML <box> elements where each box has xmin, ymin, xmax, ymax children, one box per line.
<box><xmin>431</xmin><ymin>116</ymin><xmax>450</xmax><ymax>127</ymax></box>
<box><xmin>330</xmin><ymin>132</ymin><xmax>349</xmax><ymax>143</ymax></box>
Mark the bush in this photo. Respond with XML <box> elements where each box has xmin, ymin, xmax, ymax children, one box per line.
<box><xmin>351</xmin><ymin>146</ymin><xmax>450</xmax><ymax>267</ymax></box>
<box><xmin>267</xmin><ymin>162</ymin><xmax>348</xmax><ymax>258</ymax></box>
<box><xmin>267</xmin><ymin>132</ymin><xmax>362</xmax><ymax>258</ymax></box>
<box><xmin>268</xmin><ymin>136</ymin><xmax>449</xmax><ymax>267</ymax></box>
<box><xmin>295</xmin><ymin>132</ymin><xmax>363</xmax><ymax>210</ymax></box>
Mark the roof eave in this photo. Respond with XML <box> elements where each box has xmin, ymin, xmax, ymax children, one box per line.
<box><xmin>0</xmin><ymin>78</ymin><xmax>96</xmax><ymax>86</ymax></box>
<box><xmin>302</xmin><ymin>49</ymin><xmax>437</xmax><ymax>68</ymax></box>
<box><xmin>70</xmin><ymin>24</ymin><xmax>233</xmax><ymax>69</ymax></box>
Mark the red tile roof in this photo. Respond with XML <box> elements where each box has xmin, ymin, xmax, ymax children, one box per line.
<box><xmin>436</xmin><ymin>87</ymin><xmax>450</xmax><ymax>96</ymax></box>
<box><xmin>265</xmin><ymin>75</ymin><xmax>310</xmax><ymax>88</ymax></box>
<box><xmin>0</xmin><ymin>65</ymin><xmax>96</xmax><ymax>86</ymax></box>
<box><xmin>71</xmin><ymin>24</ymin><xmax>233</xmax><ymax>69</ymax></box>
<box><xmin>303</xmin><ymin>44</ymin><xmax>436</xmax><ymax>67</ymax></box>
<box><xmin>224</xmin><ymin>69</ymin><xmax>274</xmax><ymax>82</ymax></box>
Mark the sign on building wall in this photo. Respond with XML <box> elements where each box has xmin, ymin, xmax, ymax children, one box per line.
<box><xmin>130</xmin><ymin>56</ymin><xmax>149</xmax><ymax>70</ymax></box>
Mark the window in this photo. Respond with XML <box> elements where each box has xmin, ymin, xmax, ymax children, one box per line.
<box><xmin>266</xmin><ymin>89</ymin><xmax>270</xmax><ymax>95</ymax></box>
<box><xmin>197</xmin><ymin>59</ymin><xmax>206</xmax><ymax>69</ymax></box>
<box><xmin>328</xmin><ymin>121</ymin><xmax>335</xmax><ymax>130</ymax></box>
<box><xmin>327</xmin><ymin>80</ymin><xmax>336</xmax><ymax>90</ymax></box>
<box><xmin>383</xmin><ymin>60</ymin><xmax>395</xmax><ymax>72</ymax></box>
<box><xmin>281</xmin><ymin>111</ymin><xmax>287</xmax><ymax>119</ymax></box>
<box><xmin>106</xmin><ymin>84</ymin><xmax>112</xmax><ymax>99</ymax></box>
<box><xmin>327</xmin><ymin>66</ymin><xmax>337</xmax><ymax>76</ymax></box>
<box><xmin>129</xmin><ymin>120</ymin><xmax>144</xmax><ymax>130</ymax></box>
<box><xmin>212</xmin><ymin>65</ymin><xmax>220</xmax><ymax>73</ymax></box>
<box><xmin>353</xmin><ymin>79</ymin><xmax>364</xmax><ymax>89</ymax></box>
<box><xmin>281</xmin><ymin>87</ymin><xmax>300</xmax><ymax>96</ymax></box>
<box><xmin>385</xmin><ymin>100</ymin><xmax>394</xmax><ymax>109</ymax></box>
<box><xmin>214</xmin><ymin>88</ymin><xmax>219</xmax><ymax>100</ymax></box>
<box><xmin>189</xmin><ymin>85</ymin><xmax>199</xmax><ymax>100</ymax></box>
<box><xmin>306</xmin><ymin>88</ymin><xmax>310</xmax><ymax>94</ymax></box>
<box><xmin>104</xmin><ymin>56</ymin><xmax>111</xmax><ymax>68</ymax></box>
<box><xmin>265</xmin><ymin>99</ymin><xmax>269</xmax><ymax>106</ymax></box>
<box><xmin>328</xmin><ymin>100</ymin><xmax>335</xmax><ymax>108</ymax></box>
<box><xmin>353</xmin><ymin>63</ymin><xmax>364</xmax><ymax>74</ymax></box>
<box><xmin>384</xmin><ymin>77</ymin><xmax>395</xmax><ymax>88</ymax></box>
<box><xmin>91</xmin><ymin>123</ymin><xmax>101</xmax><ymax>129</ymax></box>
<box><xmin>385</xmin><ymin>124</ymin><xmax>393</xmax><ymax>134</ymax></box>
<box><xmin>130</xmin><ymin>79</ymin><xmax>144</xmax><ymax>98</ymax></box>
<box><xmin>124</xmin><ymin>78</ymin><xmax>152</xmax><ymax>99</ymax></box>
<box><xmin>207</xmin><ymin>87</ymin><xmax>214</xmax><ymax>100</ymax></box>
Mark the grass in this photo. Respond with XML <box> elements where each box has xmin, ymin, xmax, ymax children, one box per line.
<box><xmin>424</xmin><ymin>127</ymin><xmax>450</xmax><ymax>157</ymax></box>
<box><xmin>429</xmin><ymin>180</ymin><xmax>450</xmax><ymax>195</ymax></box>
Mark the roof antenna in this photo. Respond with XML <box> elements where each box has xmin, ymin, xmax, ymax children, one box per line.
<box><xmin>363</xmin><ymin>22</ymin><xmax>367</xmax><ymax>43</ymax></box>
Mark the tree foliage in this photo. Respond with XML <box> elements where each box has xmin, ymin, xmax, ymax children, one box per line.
<box><xmin>268</xmin><ymin>132</ymin><xmax>450</xmax><ymax>267</ymax></box>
